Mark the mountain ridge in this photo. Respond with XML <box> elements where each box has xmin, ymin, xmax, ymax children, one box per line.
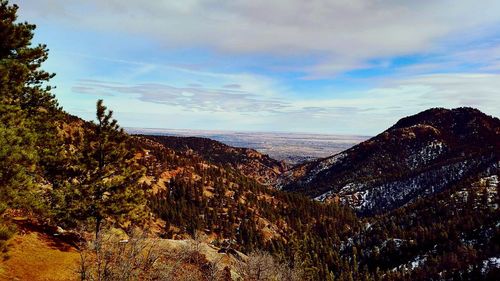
<box><xmin>138</xmin><ymin>134</ymin><xmax>289</xmax><ymax>186</ymax></box>
<box><xmin>278</xmin><ymin>107</ymin><xmax>500</xmax><ymax>215</ymax></box>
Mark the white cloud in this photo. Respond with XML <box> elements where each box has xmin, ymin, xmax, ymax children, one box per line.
<box><xmin>71</xmin><ymin>72</ymin><xmax>500</xmax><ymax>134</ymax></box>
<box><xmin>14</xmin><ymin>0</ymin><xmax>500</xmax><ymax>77</ymax></box>
<box><xmin>72</xmin><ymin>80</ymin><xmax>289</xmax><ymax>113</ymax></box>
<box><xmin>287</xmin><ymin>73</ymin><xmax>500</xmax><ymax>133</ymax></box>
<box><xmin>10</xmin><ymin>1</ymin><xmax>500</xmax><ymax>134</ymax></box>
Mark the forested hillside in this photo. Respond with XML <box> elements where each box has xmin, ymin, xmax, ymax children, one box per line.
<box><xmin>133</xmin><ymin>131</ymin><xmax>499</xmax><ymax>280</ymax></box>
<box><xmin>139</xmin><ymin>135</ymin><xmax>288</xmax><ymax>186</ymax></box>
<box><xmin>279</xmin><ymin>107</ymin><xmax>499</xmax><ymax>215</ymax></box>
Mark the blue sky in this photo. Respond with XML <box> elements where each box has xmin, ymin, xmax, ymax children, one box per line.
<box><xmin>13</xmin><ymin>0</ymin><xmax>500</xmax><ymax>134</ymax></box>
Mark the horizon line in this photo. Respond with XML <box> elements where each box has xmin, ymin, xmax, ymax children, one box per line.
<box><xmin>124</xmin><ymin>126</ymin><xmax>372</xmax><ymax>138</ymax></box>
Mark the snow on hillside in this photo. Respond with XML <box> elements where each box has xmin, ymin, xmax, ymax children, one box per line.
<box><xmin>305</xmin><ymin>153</ymin><xmax>347</xmax><ymax>183</ymax></box>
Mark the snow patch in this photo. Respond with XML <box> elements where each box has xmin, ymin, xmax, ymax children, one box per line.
<box><xmin>392</xmin><ymin>255</ymin><xmax>427</xmax><ymax>272</ymax></box>
<box><xmin>314</xmin><ymin>190</ymin><xmax>335</xmax><ymax>201</ymax></box>
<box><xmin>406</xmin><ymin>140</ymin><xmax>447</xmax><ymax>169</ymax></box>
<box><xmin>482</xmin><ymin>256</ymin><xmax>500</xmax><ymax>273</ymax></box>
<box><xmin>305</xmin><ymin>153</ymin><xmax>346</xmax><ymax>183</ymax></box>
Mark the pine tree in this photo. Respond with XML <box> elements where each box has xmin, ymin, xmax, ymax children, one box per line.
<box><xmin>0</xmin><ymin>104</ymin><xmax>38</xmax><ymax>207</ymax></box>
<box><xmin>0</xmin><ymin>0</ymin><xmax>58</xmax><ymax>211</ymax></box>
<box><xmin>0</xmin><ymin>0</ymin><xmax>57</xmax><ymax>111</ymax></box>
<box><xmin>67</xmin><ymin>100</ymin><xmax>147</xmax><ymax>238</ymax></box>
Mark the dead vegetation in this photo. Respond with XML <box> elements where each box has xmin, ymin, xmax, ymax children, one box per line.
<box><xmin>77</xmin><ymin>230</ymin><xmax>232</xmax><ymax>281</ymax></box>
<box><xmin>76</xmin><ymin>229</ymin><xmax>304</xmax><ymax>281</ymax></box>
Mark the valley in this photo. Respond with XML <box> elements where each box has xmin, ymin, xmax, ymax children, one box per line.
<box><xmin>126</xmin><ymin>128</ymin><xmax>368</xmax><ymax>165</ymax></box>
<box><xmin>127</xmin><ymin>107</ymin><xmax>500</xmax><ymax>280</ymax></box>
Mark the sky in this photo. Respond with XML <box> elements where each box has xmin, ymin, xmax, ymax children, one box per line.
<box><xmin>12</xmin><ymin>0</ymin><xmax>500</xmax><ymax>135</ymax></box>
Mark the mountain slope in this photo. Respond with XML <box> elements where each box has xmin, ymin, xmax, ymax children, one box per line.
<box><xmin>279</xmin><ymin>107</ymin><xmax>500</xmax><ymax>215</ymax></box>
<box><xmin>0</xmin><ymin>231</ymin><xmax>79</xmax><ymax>281</ymax></box>
<box><xmin>139</xmin><ymin>135</ymin><xmax>289</xmax><ymax>186</ymax></box>
<box><xmin>354</xmin><ymin>172</ymin><xmax>500</xmax><ymax>280</ymax></box>
<box><xmin>129</xmin><ymin>135</ymin><xmax>364</xmax><ymax>280</ymax></box>
<box><xmin>5</xmin><ymin>110</ymin><xmax>498</xmax><ymax>281</ymax></box>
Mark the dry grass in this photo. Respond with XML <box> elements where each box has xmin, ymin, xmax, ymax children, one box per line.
<box><xmin>0</xmin><ymin>231</ymin><xmax>80</xmax><ymax>281</ymax></box>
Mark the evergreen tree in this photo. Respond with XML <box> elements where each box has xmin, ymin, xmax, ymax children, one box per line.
<box><xmin>67</xmin><ymin>100</ymin><xmax>147</xmax><ymax>237</ymax></box>
<box><xmin>0</xmin><ymin>0</ymin><xmax>58</xmax><ymax>211</ymax></box>
<box><xmin>0</xmin><ymin>104</ymin><xmax>38</xmax><ymax>208</ymax></box>
<box><xmin>0</xmin><ymin>0</ymin><xmax>57</xmax><ymax>111</ymax></box>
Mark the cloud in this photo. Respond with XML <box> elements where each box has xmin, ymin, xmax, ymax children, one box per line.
<box><xmin>393</xmin><ymin>40</ymin><xmax>500</xmax><ymax>76</ymax></box>
<box><xmin>71</xmin><ymin>72</ymin><xmax>500</xmax><ymax>134</ymax></box>
<box><xmin>223</xmin><ymin>84</ymin><xmax>241</xmax><ymax>89</ymax></box>
<box><xmin>305</xmin><ymin>73</ymin><xmax>500</xmax><ymax>113</ymax></box>
<box><xmin>11</xmin><ymin>1</ymin><xmax>500</xmax><ymax>134</ymax></box>
<box><xmin>389</xmin><ymin>73</ymin><xmax>500</xmax><ymax>109</ymax></box>
<box><xmin>284</xmin><ymin>72</ymin><xmax>500</xmax><ymax>133</ymax></box>
<box><xmin>72</xmin><ymin>80</ymin><xmax>289</xmax><ymax>113</ymax></box>
<box><xmin>14</xmin><ymin>0</ymin><xmax>500</xmax><ymax>77</ymax></box>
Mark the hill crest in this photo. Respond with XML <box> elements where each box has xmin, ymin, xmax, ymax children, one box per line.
<box><xmin>279</xmin><ymin>107</ymin><xmax>500</xmax><ymax>215</ymax></box>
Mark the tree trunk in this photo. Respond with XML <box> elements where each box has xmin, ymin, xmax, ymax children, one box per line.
<box><xmin>95</xmin><ymin>216</ymin><xmax>102</xmax><ymax>240</ymax></box>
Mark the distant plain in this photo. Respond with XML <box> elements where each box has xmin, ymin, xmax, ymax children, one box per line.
<box><xmin>127</xmin><ymin>128</ymin><xmax>369</xmax><ymax>164</ymax></box>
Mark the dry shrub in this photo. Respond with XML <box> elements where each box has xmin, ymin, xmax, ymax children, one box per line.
<box><xmin>78</xmin><ymin>229</ymin><xmax>229</xmax><ymax>281</ymax></box>
<box><xmin>0</xmin><ymin>223</ymin><xmax>15</xmax><ymax>256</ymax></box>
<box><xmin>78</xmin><ymin>229</ymin><xmax>163</xmax><ymax>280</ymax></box>
<box><xmin>236</xmin><ymin>250</ymin><xmax>304</xmax><ymax>281</ymax></box>
<box><xmin>0</xmin><ymin>224</ymin><xmax>14</xmax><ymax>241</ymax></box>
<box><xmin>177</xmin><ymin>231</ymin><xmax>231</xmax><ymax>281</ymax></box>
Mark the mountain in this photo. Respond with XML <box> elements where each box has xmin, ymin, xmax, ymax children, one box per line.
<box><xmin>130</xmin><ymin>113</ymin><xmax>499</xmax><ymax>280</ymax></box>
<box><xmin>279</xmin><ymin>107</ymin><xmax>500</xmax><ymax>215</ymax></box>
<box><xmin>353</xmin><ymin>171</ymin><xmax>499</xmax><ymax>280</ymax></box>
<box><xmin>127</xmin><ymin>128</ymin><xmax>368</xmax><ymax>165</ymax></box>
<box><xmin>138</xmin><ymin>135</ymin><xmax>289</xmax><ymax>186</ymax></box>
<box><xmin>128</xmin><ymin>135</ymin><xmax>365</xmax><ymax>280</ymax></box>
<box><xmin>5</xmin><ymin>109</ymin><xmax>499</xmax><ymax>281</ymax></box>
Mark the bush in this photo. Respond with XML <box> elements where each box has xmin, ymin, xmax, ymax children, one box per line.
<box><xmin>78</xmin><ymin>229</ymin><xmax>234</xmax><ymax>281</ymax></box>
<box><xmin>236</xmin><ymin>250</ymin><xmax>305</xmax><ymax>281</ymax></box>
<box><xmin>0</xmin><ymin>223</ymin><xmax>15</xmax><ymax>255</ymax></box>
<box><xmin>0</xmin><ymin>224</ymin><xmax>14</xmax><ymax>241</ymax></box>
<box><xmin>0</xmin><ymin>203</ymin><xmax>7</xmax><ymax>215</ymax></box>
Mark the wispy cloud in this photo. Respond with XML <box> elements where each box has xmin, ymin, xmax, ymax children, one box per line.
<box><xmin>11</xmin><ymin>0</ymin><xmax>500</xmax><ymax>134</ymax></box>
<box><xmin>15</xmin><ymin>0</ymin><xmax>500</xmax><ymax>77</ymax></box>
<box><xmin>72</xmin><ymin>80</ymin><xmax>289</xmax><ymax>113</ymax></box>
<box><xmin>71</xmin><ymin>72</ymin><xmax>500</xmax><ymax>134</ymax></box>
